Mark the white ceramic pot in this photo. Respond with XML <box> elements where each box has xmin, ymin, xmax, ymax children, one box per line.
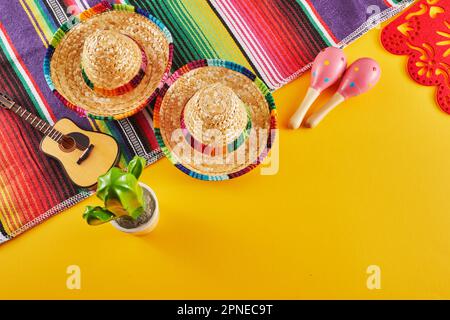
<box><xmin>111</xmin><ymin>182</ymin><xmax>159</xmax><ymax>235</ymax></box>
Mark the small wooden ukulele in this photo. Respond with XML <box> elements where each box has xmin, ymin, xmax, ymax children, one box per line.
<box><xmin>0</xmin><ymin>92</ymin><xmax>120</xmax><ymax>188</ymax></box>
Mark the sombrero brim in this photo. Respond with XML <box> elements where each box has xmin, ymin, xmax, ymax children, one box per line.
<box><xmin>154</xmin><ymin>60</ymin><xmax>278</xmax><ymax>181</ymax></box>
<box><xmin>43</xmin><ymin>2</ymin><xmax>174</xmax><ymax>120</ymax></box>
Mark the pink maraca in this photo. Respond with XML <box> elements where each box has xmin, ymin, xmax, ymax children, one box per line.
<box><xmin>305</xmin><ymin>58</ymin><xmax>381</xmax><ymax>128</ymax></box>
<box><xmin>289</xmin><ymin>47</ymin><xmax>347</xmax><ymax>129</ymax></box>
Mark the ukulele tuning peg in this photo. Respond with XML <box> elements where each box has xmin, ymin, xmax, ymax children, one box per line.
<box><xmin>0</xmin><ymin>91</ymin><xmax>15</xmax><ymax>109</ymax></box>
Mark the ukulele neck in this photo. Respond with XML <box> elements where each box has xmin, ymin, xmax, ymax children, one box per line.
<box><xmin>9</xmin><ymin>103</ymin><xmax>64</xmax><ymax>143</ymax></box>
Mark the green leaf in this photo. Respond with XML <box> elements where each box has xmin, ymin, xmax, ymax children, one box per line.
<box><xmin>85</xmin><ymin>157</ymin><xmax>147</xmax><ymax>225</ymax></box>
<box><xmin>96</xmin><ymin>167</ymin><xmax>124</xmax><ymax>202</ymax></box>
<box><xmin>83</xmin><ymin>206</ymin><xmax>116</xmax><ymax>226</ymax></box>
<box><xmin>127</xmin><ymin>156</ymin><xmax>146</xmax><ymax>179</ymax></box>
<box><xmin>104</xmin><ymin>173</ymin><xmax>144</xmax><ymax>219</ymax></box>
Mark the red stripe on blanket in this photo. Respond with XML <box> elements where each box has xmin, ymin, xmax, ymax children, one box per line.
<box><xmin>0</xmin><ymin>23</ymin><xmax>57</xmax><ymax>122</ymax></box>
<box><xmin>214</xmin><ymin>0</ymin><xmax>328</xmax><ymax>86</ymax></box>
<box><xmin>304</xmin><ymin>0</ymin><xmax>339</xmax><ymax>44</ymax></box>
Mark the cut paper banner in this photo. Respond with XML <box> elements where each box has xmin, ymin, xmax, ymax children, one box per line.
<box><xmin>382</xmin><ymin>0</ymin><xmax>450</xmax><ymax>114</ymax></box>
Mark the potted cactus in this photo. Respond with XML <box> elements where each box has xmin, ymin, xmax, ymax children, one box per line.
<box><xmin>83</xmin><ymin>156</ymin><xmax>159</xmax><ymax>234</ymax></box>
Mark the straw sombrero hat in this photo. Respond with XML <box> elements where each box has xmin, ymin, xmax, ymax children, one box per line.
<box><xmin>154</xmin><ymin>60</ymin><xmax>277</xmax><ymax>181</ymax></box>
<box><xmin>44</xmin><ymin>2</ymin><xmax>173</xmax><ymax>120</ymax></box>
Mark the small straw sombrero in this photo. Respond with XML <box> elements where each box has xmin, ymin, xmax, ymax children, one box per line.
<box><xmin>43</xmin><ymin>2</ymin><xmax>173</xmax><ymax>120</ymax></box>
<box><xmin>154</xmin><ymin>60</ymin><xmax>277</xmax><ymax>181</ymax></box>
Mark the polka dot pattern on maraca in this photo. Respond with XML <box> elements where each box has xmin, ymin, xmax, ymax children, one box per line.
<box><xmin>338</xmin><ymin>58</ymin><xmax>381</xmax><ymax>99</ymax></box>
<box><xmin>310</xmin><ymin>47</ymin><xmax>347</xmax><ymax>92</ymax></box>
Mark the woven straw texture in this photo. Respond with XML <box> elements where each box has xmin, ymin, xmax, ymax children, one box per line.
<box><xmin>81</xmin><ymin>30</ymin><xmax>146</xmax><ymax>90</ymax></box>
<box><xmin>45</xmin><ymin>4</ymin><xmax>173</xmax><ymax>119</ymax></box>
<box><xmin>183</xmin><ymin>83</ymin><xmax>249</xmax><ymax>146</ymax></box>
<box><xmin>155</xmin><ymin>60</ymin><xmax>277</xmax><ymax>181</ymax></box>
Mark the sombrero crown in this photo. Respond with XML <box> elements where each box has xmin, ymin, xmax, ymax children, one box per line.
<box><xmin>81</xmin><ymin>30</ymin><xmax>148</xmax><ymax>96</ymax></box>
<box><xmin>182</xmin><ymin>83</ymin><xmax>251</xmax><ymax>151</ymax></box>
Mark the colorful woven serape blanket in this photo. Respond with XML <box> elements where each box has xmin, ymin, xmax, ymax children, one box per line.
<box><xmin>0</xmin><ymin>0</ymin><xmax>413</xmax><ymax>244</ymax></box>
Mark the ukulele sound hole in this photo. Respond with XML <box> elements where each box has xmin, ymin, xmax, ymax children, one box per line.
<box><xmin>59</xmin><ymin>136</ymin><xmax>76</xmax><ymax>152</ymax></box>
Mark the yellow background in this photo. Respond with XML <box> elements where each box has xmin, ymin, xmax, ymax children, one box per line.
<box><xmin>1</xmin><ymin>27</ymin><xmax>450</xmax><ymax>300</ymax></box>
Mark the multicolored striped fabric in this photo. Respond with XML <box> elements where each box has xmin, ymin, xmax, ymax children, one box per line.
<box><xmin>0</xmin><ymin>0</ymin><xmax>412</xmax><ymax>244</ymax></box>
<box><xmin>0</xmin><ymin>0</ymin><xmax>162</xmax><ymax>244</ymax></box>
<box><xmin>127</xmin><ymin>0</ymin><xmax>414</xmax><ymax>90</ymax></box>
<box><xmin>209</xmin><ymin>0</ymin><xmax>415</xmax><ymax>89</ymax></box>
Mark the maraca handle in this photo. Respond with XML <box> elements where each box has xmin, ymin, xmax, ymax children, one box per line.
<box><xmin>288</xmin><ymin>88</ymin><xmax>320</xmax><ymax>129</ymax></box>
<box><xmin>305</xmin><ymin>93</ymin><xmax>345</xmax><ymax>128</ymax></box>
